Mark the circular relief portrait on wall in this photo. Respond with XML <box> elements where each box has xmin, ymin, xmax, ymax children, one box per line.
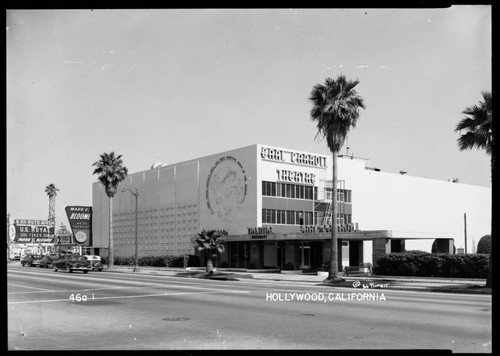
<box><xmin>206</xmin><ymin>156</ymin><xmax>247</xmax><ymax>222</ymax></box>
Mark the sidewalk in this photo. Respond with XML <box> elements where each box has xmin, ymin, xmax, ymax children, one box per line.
<box><xmin>103</xmin><ymin>265</ymin><xmax>491</xmax><ymax>295</ymax></box>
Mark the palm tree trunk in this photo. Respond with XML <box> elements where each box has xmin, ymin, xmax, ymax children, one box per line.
<box><xmin>108</xmin><ymin>196</ymin><xmax>114</xmax><ymax>269</ymax></box>
<box><xmin>206</xmin><ymin>254</ymin><xmax>214</xmax><ymax>274</ymax></box>
<box><xmin>48</xmin><ymin>196</ymin><xmax>56</xmax><ymax>227</ymax></box>
<box><xmin>326</xmin><ymin>151</ymin><xmax>343</xmax><ymax>282</ymax></box>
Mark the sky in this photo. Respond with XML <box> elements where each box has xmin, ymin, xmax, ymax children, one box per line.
<box><xmin>6</xmin><ymin>7</ymin><xmax>492</xmax><ymax>226</ymax></box>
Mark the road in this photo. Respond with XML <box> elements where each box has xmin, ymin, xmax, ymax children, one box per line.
<box><xmin>7</xmin><ymin>265</ymin><xmax>492</xmax><ymax>351</ymax></box>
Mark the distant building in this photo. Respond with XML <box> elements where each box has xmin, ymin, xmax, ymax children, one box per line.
<box><xmin>91</xmin><ymin>144</ymin><xmax>491</xmax><ymax>270</ymax></box>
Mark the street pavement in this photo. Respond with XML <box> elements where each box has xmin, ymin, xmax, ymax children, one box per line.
<box><xmin>7</xmin><ymin>263</ymin><xmax>492</xmax><ymax>351</ymax></box>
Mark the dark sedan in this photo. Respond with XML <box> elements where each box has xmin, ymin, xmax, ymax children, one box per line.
<box><xmin>53</xmin><ymin>255</ymin><xmax>92</xmax><ymax>273</ymax></box>
<box><xmin>21</xmin><ymin>254</ymin><xmax>43</xmax><ymax>267</ymax></box>
<box><xmin>39</xmin><ymin>254</ymin><xmax>59</xmax><ymax>268</ymax></box>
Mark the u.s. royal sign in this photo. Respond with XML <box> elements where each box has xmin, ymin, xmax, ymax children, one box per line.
<box><xmin>13</xmin><ymin>219</ymin><xmax>55</xmax><ymax>244</ymax></box>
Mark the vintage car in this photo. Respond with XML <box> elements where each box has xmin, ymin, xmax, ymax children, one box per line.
<box><xmin>39</xmin><ymin>254</ymin><xmax>60</xmax><ymax>268</ymax></box>
<box><xmin>84</xmin><ymin>255</ymin><xmax>104</xmax><ymax>271</ymax></box>
<box><xmin>53</xmin><ymin>255</ymin><xmax>91</xmax><ymax>273</ymax></box>
<box><xmin>21</xmin><ymin>254</ymin><xmax>43</xmax><ymax>267</ymax></box>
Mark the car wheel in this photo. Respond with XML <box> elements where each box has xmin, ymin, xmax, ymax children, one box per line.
<box><xmin>83</xmin><ymin>270</ymin><xmax>88</xmax><ymax>274</ymax></box>
<box><xmin>66</xmin><ymin>265</ymin><xmax>72</xmax><ymax>273</ymax></box>
<box><xmin>98</xmin><ymin>268</ymin><xmax>103</xmax><ymax>272</ymax></box>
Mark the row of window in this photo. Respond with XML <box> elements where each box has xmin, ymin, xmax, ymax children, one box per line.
<box><xmin>262</xmin><ymin>209</ymin><xmax>352</xmax><ymax>226</ymax></box>
<box><xmin>324</xmin><ymin>188</ymin><xmax>352</xmax><ymax>203</ymax></box>
<box><xmin>262</xmin><ymin>181</ymin><xmax>318</xmax><ymax>200</ymax></box>
<box><xmin>262</xmin><ymin>209</ymin><xmax>315</xmax><ymax>225</ymax></box>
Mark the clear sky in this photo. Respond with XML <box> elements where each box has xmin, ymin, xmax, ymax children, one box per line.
<box><xmin>7</xmin><ymin>7</ymin><xmax>492</xmax><ymax>226</ymax></box>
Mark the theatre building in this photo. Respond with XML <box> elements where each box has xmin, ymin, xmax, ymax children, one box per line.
<box><xmin>92</xmin><ymin>144</ymin><xmax>491</xmax><ymax>271</ymax></box>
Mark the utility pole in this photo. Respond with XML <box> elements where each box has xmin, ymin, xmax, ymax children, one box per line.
<box><xmin>7</xmin><ymin>212</ymin><xmax>11</xmax><ymax>263</ymax></box>
<box><xmin>464</xmin><ymin>213</ymin><xmax>468</xmax><ymax>254</ymax></box>
<box><xmin>122</xmin><ymin>188</ymin><xmax>140</xmax><ymax>272</ymax></box>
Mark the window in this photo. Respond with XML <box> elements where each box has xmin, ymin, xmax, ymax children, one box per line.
<box><xmin>296</xmin><ymin>211</ymin><xmax>302</xmax><ymax>225</ymax></box>
<box><xmin>304</xmin><ymin>186</ymin><xmax>312</xmax><ymax>200</ymax></box>
<box><xmin>325</xmin><ymin>187</ymin><xmax>332</xmax><ymax>201</ymax></box>
<box><xmin>262</xmin><ymin>209</ymin><xmax>276</xmax><ymax>224</ymax></box>
<box><xmin>276</xmin><ymin>210</ymin><xmax>285</xmax><ymax>224</ymax></box>
<box><xmin>297</xmin><ymin>185</ymin><xmax>304</xmax><ymax>199</ymax></box>
<box><xmin>305</xmin><ymin>212</ymin><xmax>313</xmax><ymax>225</ymax></box>
<box><xmin>287</xmin><ymin>211</ymin><xmax>295</xmax><ymax>225</ymax></box>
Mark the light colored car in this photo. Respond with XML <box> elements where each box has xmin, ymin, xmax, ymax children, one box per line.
<box><xmin>84</xmin><ymin>255</ymin><xmax>104</xmax><ymax>271</ymax></box>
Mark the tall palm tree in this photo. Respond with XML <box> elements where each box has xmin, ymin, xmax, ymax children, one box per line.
<box><xmin>92</xmin><ymin>152</ymin><xmax>128</xmax><ymax>269</ymax></box>
<box><xmin>45</xmin><ymin>183</ymin><xmax>59</xmax><ymax>227</ymax></box>
<box><xmin>309</xmin><ymin>75</ymin><xmax>365</xmax><ymax>283</ymax></box>
<box><xmin>193</xmin><ymin>230</ymin><xmax>225</xmax><ymax>274</ymax></box>
<box><xmin>455</xmin><ymin>91</ymin><xmax>493</xmax><ymax>288</ymax></box>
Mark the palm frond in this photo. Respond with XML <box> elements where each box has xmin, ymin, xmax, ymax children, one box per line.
<box><xmin>455</xmin><ymin>91</ymin><xmax>492</xmax><ymax>156</ymax></box>
<box><xmin>92</xmin><ymin>151</ymin><xmax>128</xmax><ymax>197</ymax></box>
<box><xmin>309</xmin><ymin>75</ymin><xmax>365</xmax><ymax>153</ymax></box>
<box><xmin>193</xmin><ymin>229</ymin><xmax>225</xmax><ymax>255</ymax></box>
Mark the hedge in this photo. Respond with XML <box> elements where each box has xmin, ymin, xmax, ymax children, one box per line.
<box><xmin>100</xmin><ymin>254</ymin><xmax>200</xmax><ymax>268</ymax></box>
<box><xmin>373</xmin><ymin>252</ymin><xmax>489</xmax><ymax>278</ymax></box>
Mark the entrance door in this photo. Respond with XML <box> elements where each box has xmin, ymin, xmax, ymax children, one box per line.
<box><xmin>300</xmin><ymin>242</ymin><xmax>311</xmax><ymax>269</ymax></box>
<box><xmin>349</xmin><ymin>240</ymin><xmax>360</xmax><ymax>266</ymax></box>
<box><xmin>277</xmin><ymin>242</ymin><xmax>285</xmax><ymax>269</ymax></box>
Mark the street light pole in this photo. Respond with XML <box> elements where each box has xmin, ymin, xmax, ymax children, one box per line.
<box><xmin>122</xmin><ymin>188</ymin><xmax>139</xmax><ymax>272</ymax></box>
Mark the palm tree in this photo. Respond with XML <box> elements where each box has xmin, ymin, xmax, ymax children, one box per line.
<box><xmin>45</xmin><ymin>184</ymin><xmax>59</xmax><ymax>227</ymax></box>
<box><xmin>309</xmin><ymin>75</ymin><xmax>365</xmax><ymax>283</ymax></box>
<box><xmin>92</xmin><ymin>152</ymin><xmax>128</xmax><ymax>269</ymax></box>
<box><xmin>455</xmin><ymin>91</ymin><xmax>493</xmax><ymax>288</ymax></box>
<box><xmin>193</xmin><ymin>230</ymin><xmax>225</xmax><ymax>274</ymax></box>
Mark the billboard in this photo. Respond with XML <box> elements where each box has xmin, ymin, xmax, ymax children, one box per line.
<box><xmin>13</xmin><ymin>219</ymin><xmax>55</xmax><ymax>244</ymax></box>
<box><xmin>65</xmin><ymin>206</ymin><xmax>92</xmax><ymax>246</ymax></box>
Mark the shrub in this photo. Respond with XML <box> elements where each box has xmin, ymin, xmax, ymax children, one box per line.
<box><xmin>476</xmin><ymin>235</ymin><xmax>491</xmax><ymax>254</ymax></box>
<box><xmin>219</xmin><ymin>261</ymin><xmax>229</xmax><ymax>268</ymax></box>
<box><xmin>187</xmin><ymin>254</ymin><xmax>200</xmax><ymax>267</ymax></box>
<box><xmin>170</xmin><ymin>256</ymin><xmax>185</xmax><ymax>267</ymax></box>
<box><xmin>431</xmin><ymin>240</ymin><xmax>457</xmax><ymax>254</ymax></box>
<box><xmin>374</xmin><ymin>252</ymin><xmax>489</xmax><ymax>278</ymax></box>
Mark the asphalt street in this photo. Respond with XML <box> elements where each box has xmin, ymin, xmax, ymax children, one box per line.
<box><xmin>7</xmin><ymin>265</ymin><xmax>492</xmax><ymax>351</ymax></box>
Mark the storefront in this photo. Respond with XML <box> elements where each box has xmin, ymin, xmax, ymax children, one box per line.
<box><xmin>218</xmin><ymin>230</ymin><xmax>455</xmax><ymax>271</ymax></box>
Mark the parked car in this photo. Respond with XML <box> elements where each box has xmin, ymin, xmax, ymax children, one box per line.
<box><xmin>53</xmin><ymin>255</ymin><xmax>91</xmax><ymax>273</ymax></box>
<box><xmin>9</xmin><ymin>251</ymin><xmax>21</xmax><ymax>260</ymax></box>
<box><xmin>84</xmin><ymin>255</ymin><xmax>104</xmax><ymax>271</ymax></box>
<box><xmin>39</xmin><ymin>254</ymin><xmax>59</xmax><ymax>268</ymax></box>
<box><xmin>21</xmin><ymin>254</ymin><xmax>43</xmax><ymax>267</ymax></box>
